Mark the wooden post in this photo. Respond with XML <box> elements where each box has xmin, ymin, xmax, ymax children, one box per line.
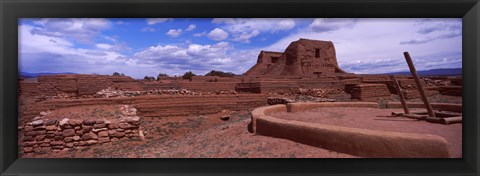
<box><xmin>390</xmin><ymin>75</ymin><xmax>410</xmax><ymax>114</ymax></box>
<box><xmin>403</xmin><ymin>52</ymin><xmax>436</xmax><ymax>117</ymax></box>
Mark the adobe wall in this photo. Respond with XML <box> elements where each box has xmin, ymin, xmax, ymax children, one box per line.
<box><xmin>20</xmin><ymin>94</ymin><xmax>269</xmax><ymax>121</ymax></box>
<box><xmin>249</xmin><ymin>103</ymin><xmax>451</xmax><ymax>158</ymax></box>
<box><xmin>244</xmin><ymin>51</ymin><xmax>283</xmax><ymax>76</ymax></box>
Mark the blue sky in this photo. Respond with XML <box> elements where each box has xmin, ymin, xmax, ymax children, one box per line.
<box><xmin>19</xmin><ymin>18</ymin><xmax>462</xmax><ymax>78</ymax></box>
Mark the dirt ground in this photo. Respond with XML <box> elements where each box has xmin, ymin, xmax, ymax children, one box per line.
<box><xmin>271</xmin><ymin>107</ymin><xmax>462</xmax><ymax>158</ymax></box>
<box><xmin>19</xmin><ymin>108</ymin><xmax>357</xmax><ymax>158</ymax></box>
<box><xmin>18</xmin><ymin>94</ymin><xmax>461</xmax><ymax>158</ymax></box>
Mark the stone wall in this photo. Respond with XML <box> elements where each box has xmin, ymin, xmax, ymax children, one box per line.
<box><xmin>20</xmin><ymin>106</ymin><xmax>142</xmax><ymax>154</ymax></box>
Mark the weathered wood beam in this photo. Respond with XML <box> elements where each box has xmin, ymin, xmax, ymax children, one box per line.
<box><xmin>403</xmin><ymin>52</ymin><xmax>436</xmax><ymax>117</ymax></box>
<box><xmin>390</xmin><ymin>75</ymin><xmax>410</xmax><ymax>114</ymax></box>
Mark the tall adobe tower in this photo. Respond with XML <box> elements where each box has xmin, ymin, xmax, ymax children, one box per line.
<box><xmin>244</xmin><ymin>38</ymin><xmax>346</xmax><ymax>77</ymax></box>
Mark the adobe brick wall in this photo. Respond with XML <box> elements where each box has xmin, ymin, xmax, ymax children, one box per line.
<box><xmin>350</xmin><ymin>84</ymin><xmax>391</xmax><ymax>101</ymax></box>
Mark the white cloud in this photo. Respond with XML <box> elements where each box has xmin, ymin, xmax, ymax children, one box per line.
<box><xmin>308</xmin><ymin>18</ymin><xmax>357</xmax><ymax>33</ymax></box>
<box><xmin>166</xmin><ymin>29</ymin><xmax>183</xmax><ymax>37</ymax></box>
<box><xmin>141</xmin><ymin>27</ymin><xmax>156</xmax><ymax>32</ymax></box>
<box><xmin>19</xmin><ymin>24</ymin><xmax>130</xmax><ymax>75</ymax></box>
<box><xmin>146</xmin><ymin>18</ymin><xmax>171</xmax><ymax>25</ymax></box>
<box><xmin>193</xmin><ymin>31</ymin><xmax>207</xmax><ymax>37</ymax></box>
<box><xmin>273</xmin><ymin>19</ymin><xmax>296</xmax><ymax>32</ymax></box>
<box><xmin>207</xmin><ymin>28</ymin><xmax>229</xmax><ymax>41</ymax></box>
<box><xmin>186</xmin><ymin>24</ymin><xmax>196</xmax><ymax>31</ymax></box>
<box><xmin>212</xmin><ymin>18</ymin><xmax>297</xmax><ymax>43</ymax></box>
<box><xmin>29</xmin><ymin>18</ymin><xmax>111</xmax><ymax>44</ymax></box>
<box><xmin>262</xmin><ymin>18</ymin><xmax>461</xmax><ymax>74</ymax></box>
<box><xmin>232</xmin><ymin>30</ymin><xmax>260</xmax><ymax>43</ymax></box>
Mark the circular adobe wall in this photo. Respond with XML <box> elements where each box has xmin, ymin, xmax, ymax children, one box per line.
<box><xmin>248</xmin><ymin>102</ymin><xmax>451</xmax><ymax>158</ymax></box>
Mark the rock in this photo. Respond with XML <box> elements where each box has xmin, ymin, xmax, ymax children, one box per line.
<box><xmin>24</xmin><ymin>131</ymin><xmax>36</xmax><ymax>136</ymax></box>
<box><xmin>139</xmin><ymin>130</ymin><xmax>145</xmax><ymax>140</ymax></box>
<box><xmin>98</xmin><ymin>131</ymin><xmax>109</xmax><ymax>138</ymax></box>
<box><xmin>40</xmin><ymin>111</ymin><xmax>47</xmax><ymax>116</ymax></box>
<box><xmin>59</xmin><ymin>118</ymin><xmax>69</xmax><ymax>126</ymax></box>
<box><xmin>65</xmin><ymin>142</ymin><xmax>74</xmax><ymax>148</ymax></box>
<box><xmin>74</xmin><ymin>126</ymin><xmax>81</xmax><ymax>130</ymax></box>
<box><xmin>98</xmin><ymin>137</ymin><xmax>110</xmax><ymax>144</ymax></box>
<box><xmin>83</xmin><ymin>119</ymin><xmax>96</xmax><ymax>126</ymax></box>
<box><xmin>111</xmin><ymin>131</ymin><xmax>125</xmax><ymax>138</ymax></box>
<box><xmin>92</xmin><ymin>128</ymin><xmax>108</xmax><ymax>133</ymax></box>
<box><xmin>96</xmin><ymin>120</ymin><xmax>105</xmax><ymax>124</ymax></box>
<box><xmin>119</xmin><ymin>123</ymin><xmax>132</xmax><ymax>129</ymax></box>
<box><xmin>108</xmin><ymin>123</ymin><xmax>120</xmax><ymax>129</ymax></box>
<box><xmin>108</xmin><ymin>130</ymin><xmax>116</xmax><ymax>135</ymax></box>
<box><xmin>64</xmin><ymin>137</ymin><xmax>74</xmax><ymax>143</ymax></box>
<box><xmin>63</xmin><ymin>129</ymin><xmax>75</xmax><ymax>137</ymax></box>
<box><xmin>93</xmin><ymin>123</ymin><xmax>106</xmax><ymax>129</ymax></box>
<box><xmin>44</xmin><ymin>139</ymin><xmax>51</xmax><ymax>143</ymax></box>
<box><xmin>82</xmin><ymin>132</ymin><xmax>98</xmax><ymax>140</ymax></box>
<box><xmin>35</xmin><ymin>135</ymin><xmax>46</xmax><ymax>141</ymax></box>
<box><xmin>45</xmin><ymin>125</ymin><xmax>57</xmax><ymax>131</ymax></box>
<box><xmin>85</xmin><ymin>140</ymin><xmax>98</xmax><ymax>146</ymax></box>
<box><xmin>68</xmin><ymin>119</ymin><xmax>82</xmax><ymax>126</ymax></box>
<box><xmin>127</xmin><ymin>116</ymin><xmax>140</xmax><ymax>123</ymax></box>
<box><xmin>18</xmin><ymin>126</ymin><xmax>24</xmax><ymax>130</ymax></box>
<box><xmin>23</xmin><ymin>136</ymin><xmax>34</xmax><ymax>142</ymax></box>
<box><xmin>24</xmin><ymin>126</ymin><xmax>34</xmax><ymax>132</ymax></box>
<box><xmin>44</xmin><ymin>119</ymin><xmax>58</xmax><ymax>126</ymax></box>
<box><xmin>220</xmin><ymin>115</ymin><xmax>230</xmax><ymax>121</ymax></box>
<box><xmin>34</xmin><ymin>130</ymin><xmax>46</xmax><ymax>135</ymax></box>
<box><xmin>23</xmin><ymin>147</ymin><xmax>33</xmax><ymax>153</ymax></box>
<box><xmin>31</xmin><ymin>120</ymin><xmax>44</xmax><ymax>126</ymax></box>
<box><xmin>54</xmin><ymin>136</ymin><xmax>64</xmax><ymax>141</ymax></box>
<box><xmin>33</xmin><ymin>116</ymin><xmax>43</xmax><ymax>121</ymax></box>
<box><xmin>24</xmin><ymin>141</ymin><xmax>36</xmax><ymax>147</ymax></box>
<box><xmin>73</xmin><ymin>136</ymin><xmax>81</xmax><ymax>141</ymax></box>
<box><xmin>45</xmin><ymin>134</ymin><xmax>55</xmax><ymax>139</ymax></box>
<box><xmin>75</xmin><ymin>130</ymin><xmax>83</xmax><ymax>136</ymax></box>
<box><xmin>40</xmin><ymin>143</ymin><xmax>50</xmax><ymax>147</ymax></box>
<box><xmin>52</xmin><ymin>145</ymin><xmax>64</xmax><ymax>150</ymax></box>
<box><xmin>82</xmin><ymin>126</ymin><xmax>93</xmax><ymax>132</ymax></box>
<box><xmin>54</xmin><ymin>131</ymin><xmax>63</xmax><ymax>136</ymax></box>
<box><xmin>102</xmin><ymin>118</ymin><xmax>111</xmax><ymax>124</ymax></box>
<box><xmin>50</xmin><ymin>141</ymin><xmax>64</xmax><ymax>146</ymax></box>
<box><xmin>111</xmin><ymin>138</ymin><xmax>119</xmax><ymax>142</ymax></box>
<box><xmin>33</xmin><ymin>126</ymin><xmax>46</xmax><ymax>130</ymax></box>
<box><xmin>33</xmin><ymin>147</ymin><xmax>43</xmax><ymax>153</ymax></box>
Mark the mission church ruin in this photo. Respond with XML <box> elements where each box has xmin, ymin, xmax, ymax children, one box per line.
<box><xmin>244</xmin><ymin>38</ymin><xmax>346</xmax><ymax>77</ymax></box>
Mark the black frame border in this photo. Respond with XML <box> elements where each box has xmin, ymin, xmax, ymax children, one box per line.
<box><xmin>1</xmin><ymin>0</ymin><xmax>479</xmax><ymax>175</ymax></box>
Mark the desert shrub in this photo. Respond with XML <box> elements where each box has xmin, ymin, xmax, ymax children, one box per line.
<box><xmin>182</xmin><ymin>71</ymin><xmax>196</xmax><ymax>80</ymax></box>
<box><xmin>144</xmin><ymin>76</ymin><xmax>155</xmax><ymax>81</ymax></box>
<box><xmin>205</xmin><ymin>70</ymin><xmax>236</xmax><ymax>77</ymax></box>
<box><xmin>156</xmin><ymin>73</ymin><xmax>168</xmax><ymax>81</ymax></box>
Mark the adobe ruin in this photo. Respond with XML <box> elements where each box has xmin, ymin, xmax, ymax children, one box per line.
<box><xmin>244</xmin><ymin>38</ymin><xmax>346</xmax><ymax>77</ymax></box>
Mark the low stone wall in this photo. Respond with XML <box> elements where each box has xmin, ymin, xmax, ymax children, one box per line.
<box><xmin>21</xmin><ymin>115</ymin><xmax>142</xmax><ymax>154</ymax></box>
<box><xmin>249</xmin><ymin>102</ymin><xmax>451</xmax><ymax>158</ymax></box>
<box><xmin>438</xmin><ymin>86</ymin><xmax>462</xmax><ymax>96</ymax></box>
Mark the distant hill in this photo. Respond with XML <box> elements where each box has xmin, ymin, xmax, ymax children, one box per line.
<box><xmin>383</xmin><ymin>68</ymin><xmax>462</xmax><ymax>76</ymax></box>
<box><xmin>20</xmin><ymin>72</ymin><xmax>77</xmax><ymax>78</ymax></box>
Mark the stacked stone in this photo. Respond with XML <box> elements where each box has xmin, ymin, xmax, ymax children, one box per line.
<box><xmin>22</xmin><ymin>112</ymin><xmax>142</xmax><ymax>154</ymax></box>
<box><xmin>351</xmin><ymin>84</ymin><xmax>391</xmax><ymax>100</ymax></box>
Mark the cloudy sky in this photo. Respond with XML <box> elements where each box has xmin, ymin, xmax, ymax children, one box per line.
<box><xmin>19</xmin><ymin>18</ymin><xmax>462</xmax><ymax>78</ymax></box>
